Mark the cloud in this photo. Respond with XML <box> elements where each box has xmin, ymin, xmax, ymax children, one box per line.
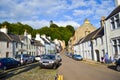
<box><xmin>64</xmin><ymin>15</ymin><xmax>73</xmax><ymax>20</ymax></box>
<box><xmin>21</xmin><ymin>20</ymin><xmax>50</xmax><ymax>29</ymax></box>
<box><xmin>21</xmin><ymin>20</ymin><xmax>80</xmax><ymax>29</ymax></box>
<box><xmin>54</xmin><ymin>21</ymin><xmax>80</xmax><ymax>29</ymax></box>
<box><xmin>0</xmin><ymin>0</ymin><xmax>115</xmax><ymax>29</ymax></box>
<box><xmin>73</xmin><ymin>9</ymin><xmax>93</xmax><ymax>16</ymax></box>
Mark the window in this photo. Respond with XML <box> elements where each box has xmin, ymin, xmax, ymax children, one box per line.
<box><xmin>101</xmin><ymin>37</ymin><xmax>103</xmax><ymax>45</ymax></box>
<box><xmin>21</xmin><ymin>43</ymin><xmax>23</xmax><ymax>48</ymax></box>
<box><xmin>117</xmin><ymin>39</ymin><xmax>120</xmax><ymax>45</ymax></box>
<box><xmin>95</xmin><ymin>39</ymin><xmax>97</xmax><ymax>46</ymax></box>
<box><xmin>111</xmin><ymin>22</ymin><xmax>115</xmax><ymax>29</ymax></box>
<box><xmin>7</xmin><ymin>42</ymin><xmax>9</xmax><ymax>48</ymax></box>
<box><xmin>110</xmin><ymin>14</ymin><xmax>120</xmax><ymax>30</ymax></box>
<box><xmin>6</xmin><ymin>52</ymin><xmax>9</xmax><ymax>58</ymax></box>
<box><xmin>112</xmin><ymin>39</ymin><xmax>120</xmax><ymax>56</ymax></box>
<box><xmin>16</xmin><ymin>43</ymin><xmax>18</xmax><ymax>48</ymax></box>
<box><xmin>113</xmin><ymin>40</ymin><xmax>117</xmax><ymax>45</ymax></box>
<box><xmin>115</xmin><ymin>14</ymin><xmax>120</xmax><ymax>28</ymax></box>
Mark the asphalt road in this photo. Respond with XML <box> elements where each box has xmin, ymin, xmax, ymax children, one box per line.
<box><xmin>58</xmin><ymin>51</ymin><xmax>120</xmax><ymax>80</ymax></box>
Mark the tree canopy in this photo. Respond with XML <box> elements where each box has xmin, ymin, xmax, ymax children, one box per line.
<box><xmin>0</xmin><ymin>21</ymin><xmax>75</xmax><ymax>45</ymax></box>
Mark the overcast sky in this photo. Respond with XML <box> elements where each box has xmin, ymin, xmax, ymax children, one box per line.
<box><xmin>0</xmin><ymin>0</ymin><xmax>115</xmax><ymax>29</ymax></box>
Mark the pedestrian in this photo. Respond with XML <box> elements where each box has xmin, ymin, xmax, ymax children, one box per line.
<box><xmin>104</xmin><ymin>53</ymin><xmax>109</xmax><ymax>64</ymax></box>
<box><xmin>101</xmin><ymin>56</ymin><xmax>104</xmax><ymax>63</ymax></box>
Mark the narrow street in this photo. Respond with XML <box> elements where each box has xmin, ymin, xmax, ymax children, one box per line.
<box><xmin>58</xmin><ymin>51</ymin><xmax>120</xmax><ymax>80</ymax></box>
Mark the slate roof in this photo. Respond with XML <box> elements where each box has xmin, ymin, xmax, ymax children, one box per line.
<box><xmin>19</xmin><ymin>35</ymin><xmax>27</xmax><ymax>41</ymax></box>
<box><xmin>46</xmin><ymin>37</ymin><xmax>55</xmax><ymax>44</ymax></box>
<box><xmin>8</xmin><ymin>34</ymin><xmax>21</xmax><ymax>42</ymax></box>
<box><xmin>40</xmin><ymin>37</ymin><xmax>50</xmax><ymax>44</ymax></box>
<box><xmin>0</xmin><ymin>32</ymin><xmax>12</xmax><ymax>42</ymax></box>
<box><xmin>74</xmin><ymin>38</ymin><xmax>84</xmax><ymax>46</ymax></box>
<box><xmin>81</xmin><ymin>27</ymin><xmax>104</xmax><ymax>43</ymax></box>
<box><xmin>106</xmin><ymin>5</ymin><xmax>120</xmax><ymax>20</ymax></box>
<box><xmin>0</xmin><ymin>32</ymin><xmax>23</xmax><ymax>43</ymax></box>
<box><xmin>93</xmin><ymin>27</ymin><xmax>104</xmax><ymax>39</ymax></box>
<box><xmin>33</xmin><ymin>40</ymin><xmax>44</xmax><ymax>47</ymax></box>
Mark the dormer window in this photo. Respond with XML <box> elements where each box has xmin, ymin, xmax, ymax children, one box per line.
<box><xmin>110</xmin><ymin>14</ymin><xmax>120</xmax><ymax>30</ymax></box>
<box><xmin>110</xmin><ymin>17</ymin><xmax>115</xmax><ymax>29</ymax></box>
<box><xmin>115</xmin><ymin>14</ymin><xmax>120</xmax><ymax>28</ymax></box>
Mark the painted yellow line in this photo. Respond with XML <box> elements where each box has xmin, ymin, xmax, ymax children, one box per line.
<box><xmin>58</xmin><ymin>75</ymin><xmax>63</xmax><ymax>80</ymax></box>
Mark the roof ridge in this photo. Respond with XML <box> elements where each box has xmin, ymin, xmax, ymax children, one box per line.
<box><xmin>92</xmin><ymin>27</ymin><xmax>103</xmax><ymax>39</ymax></box>
<box><xmin>2</xmin><ymin>32</ymin><xmax>13</xmax><ymax>41</ymax></box>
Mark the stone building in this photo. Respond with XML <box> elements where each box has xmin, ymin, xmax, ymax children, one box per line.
<box><xmin>68</xmin><ymin>19</ymin><xmax>96</xmax><ymax>53</ymax></box>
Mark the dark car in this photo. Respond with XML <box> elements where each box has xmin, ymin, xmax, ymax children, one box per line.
<box><xmin>0</xmin><ymin>58</ymin><xmax>21</xmax><ymax>72</ymax></box>
<box><xmin>115</xmin><ymin>58</ymin><xmax>120</xmax><ymax>72</ymax></box>
<box><xmin>39</xmin><ymin>54</ymin><xmax>61</xmax><ymax>69</ymax></box>
<box><xmin>15</xmin><ymin>54</ymin><xmax>33</xmax><ymax>65</ymax></box>
<box><xmin>68</xmin><ymin>53</ymin><xmax>74</xmax><ymax>58</ymax></box>
<box><xmin>72</xmin><ymin>54</ymin><xmax>83</xmax><ymax>61</ymax></box>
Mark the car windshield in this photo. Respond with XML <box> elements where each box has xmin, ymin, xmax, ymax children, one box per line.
<box><xmin>42</xmin><ymin>55</ymin><xmax>55</xmax><ymax>60</ymax></box>
<box><xmin>74</xmin><ymin>55</ymin><xmax>81</xmax><ymax>57</ymax></box>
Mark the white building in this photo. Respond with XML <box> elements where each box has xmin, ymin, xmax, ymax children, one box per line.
<box><xmin>105</xmin><ymin>2</ymin><xmax>120</xmax><ymax>59</ymax></box>
<box><xmin>0</xmin><ymin>26</ymin><xmax>22</xmax><ymax>58</ymax></box>
<box><xmin>19</xmin><ymin>31</ymin><xmax>37</xmax><ymax>56</ymax></box>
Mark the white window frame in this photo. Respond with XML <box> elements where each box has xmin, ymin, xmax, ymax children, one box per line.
<box><xmin>112</xmin><ymin>38</ymin><xmax>120</xmax><ymax>56</ymax></box>
<box><xmin>110</xmin><ymin>13</ymin><xmax>120</xmax><ymax>30</ymax></box>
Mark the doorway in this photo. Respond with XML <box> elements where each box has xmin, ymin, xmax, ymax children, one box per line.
<box><xmin>6</xmin><ymin>52</ymin><xmax>9</xmax><ymax>58</ymax></box>
<box><xmin>95</xmin><ymin>50</ymin><xmax>100</xmax><ymax>62</ymax></box>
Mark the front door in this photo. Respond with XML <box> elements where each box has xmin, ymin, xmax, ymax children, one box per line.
<box><xmin>95</xmin><ymin>50</ymin><xmax>100</xmax><ymax>62</ymax></box>
<box><xmin>6</xmin><ymin>52</ymin><xmax>9</xmax><ymax>58</ymax></box>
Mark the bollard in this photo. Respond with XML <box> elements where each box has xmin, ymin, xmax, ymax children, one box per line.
<box><xmin>58</xmin><ymin>75</ymin><xmax>63</xmax><ymax>80</ymax></box>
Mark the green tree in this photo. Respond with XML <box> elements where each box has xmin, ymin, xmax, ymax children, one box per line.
<box><xmin>66</xmin><ymin>25</ymin><xmax>75</xmax><ymax>35</ymax></box>
<box><xmin>50</xmin><ymin>23</ymin><xmax>59</xmax><ymax>28</ymax></box>
<box><xmin>0</xmin><ymin>21</ymin><xmax>74</xmax><ymax>46</ymax></box>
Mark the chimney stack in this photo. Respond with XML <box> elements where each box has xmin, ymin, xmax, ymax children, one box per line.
<box><xmin>0</xmin><ymin>25</ymin><xmax>8</xmax><ymax>34</ymax></box>
<box><xmin>115</xmin><ymin>0</ymin><xmax>120</xmax><ymax>7</ymax></box>
<box><xmin>100</xmin><ymin>16</ymin><xmax>105</xmax><ymax>27</ymax></box>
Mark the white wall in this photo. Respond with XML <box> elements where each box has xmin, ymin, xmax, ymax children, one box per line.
<box><xmin>0</xmin><ymin>42</ymin><xmax>13</xmax><ymax>58</ymax></box>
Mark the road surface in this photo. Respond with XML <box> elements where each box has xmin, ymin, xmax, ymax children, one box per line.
<box><xmin>58</xmin><ymin>51</ymin><xmax>120</xmax><ymax>80</ymax></box>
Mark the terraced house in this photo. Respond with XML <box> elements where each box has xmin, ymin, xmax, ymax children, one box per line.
<box><xmin>0</xmin><ymin>26</ymin><xmax>57</xmax><ymax>58</ymax></box>
<box><xmin>68</xmin><ymin>19</ymin><xmax>96</xmax><ymax>53</ymax></box>
<box><xmin>105</xmin><ymin>1</ymin><xmax>120</xmax><ymax>60</ymax></box>
<box><xmin>0</xmin><ymin>26</ymin><xmax>22</xmax><ymax>58</ymax></box>
<box><xmin>73</xmin><ymin>0</ymin><xmax>120</xmax><ymax>62</ymax></box>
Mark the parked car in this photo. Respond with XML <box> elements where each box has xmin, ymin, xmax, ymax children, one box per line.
<box><xmin>39</xmin><ymin>54</ymin><xmax>62</xmax><ymax>69</ymax></box>
<box><xmin>68</xmin><ymin>53</ymin><xmax>74</xmax><ymax>58</ymax></box>
<box><xmin>0</xmin><ymin>58</ymin><xmax>21</xmax><ymax>72</ymax></box>
<box><xmin>72</xmin><ymin>54</ymin><xmax>83</xmax><ymax>61</ymax></box>
<box><xmin>29</xmin><ymin>56</ymin><xmax>35</xmax><ymax>63</ymax></box>
<box><xmin>15</xmin><ymin>54</ymin><xmax>33</xmax><ymax>65</ymax></box>
<box><xmin>115</xmin><ymin>58</ymin><xmax>120</xmax><ymax>72</ymax></box>
<box><xmin>35</xmin><ymin>55</ymin><xmax>44</xmax><ymax>62</ymax></box>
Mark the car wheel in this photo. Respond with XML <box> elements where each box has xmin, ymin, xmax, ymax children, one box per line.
<box><xmin>39</xmin><ymin>66</ymin><xmax>42</xmax><ymax>69</ymax></box>
<box><xmin>53</xmin><ymin>64</ymin><xmax>57</xmax><ymax>69</ymax></box>
<box><xmin>116</xmin><ymin>65</ymin><xmax>120</xmax><ymax>72</ymax></box>
<box><xmin>3</xmin><ymin>66</ymin><xmax>7</xmax><ymax>72</ymax></box>
<box><xmin>18</xmin><ymin>63</ymin><xmax>21</xmax><ymax>67</ymax></box>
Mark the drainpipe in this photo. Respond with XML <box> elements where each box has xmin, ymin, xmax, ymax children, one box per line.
<box><xmin>104</xmin><ymin>21</ymin><xmax>108</xmax><ymax>55</ymax></box>
<box><xmin>91</xmin><ymin>40</ymin><xmax>94</xmax><ymax>60</ymax></box>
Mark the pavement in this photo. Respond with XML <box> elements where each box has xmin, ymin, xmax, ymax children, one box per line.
<box><xmin>82</xmin><ymin>59</ymin><xmax>115</xmax><ymax>66</ymax></box>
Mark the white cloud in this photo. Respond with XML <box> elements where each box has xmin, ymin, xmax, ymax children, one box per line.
<box><xmin>54</xmin><ymin>21</ymin><xmax>80</xmax><ymax>29</ymax></box>
<box><xmin>0</xmin><ymin>0</ymin><xmax>115</xmax><ymax>29</ymax></box>
<box><xmin>68</xmin><ymin>0</ymin><xmax>86</xmax><ymax>9</ymax></box>
<box><xmin>21</xmin><ymin>20</ymin><xmax>50</xmax><ymax>29</ymax></box>
<box><xmin>73</xmin><ymin>9</ymin><xmax>93</xmax><ymax>16</ymax></box>
<box><xmin>21</xmin><ymin>20</ymin><xmax>80</xmax><ymax>29</ymax></box>
<box><xmin>64</xmin><ymin>15</ymin><xmax>73</xmax><ymax>20</ymax></box>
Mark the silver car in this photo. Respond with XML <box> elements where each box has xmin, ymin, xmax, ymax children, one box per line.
<box><xmin>39</xmin><ymin>54</ymin><xmax>62</xmax><ymax>69</ymax></box>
